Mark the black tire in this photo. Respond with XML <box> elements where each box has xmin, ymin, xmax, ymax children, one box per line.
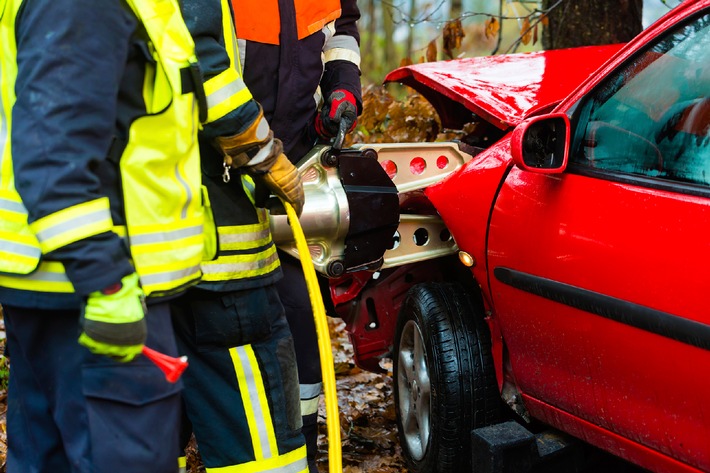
<box><xmin>394</xmin><ymin>282</ymin><xmax>500</xmax><ymax>473</ymax></box>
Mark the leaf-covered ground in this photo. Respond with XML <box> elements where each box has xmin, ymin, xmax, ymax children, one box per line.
<box><xmin>315</xmin><ymin>319</ymin><xmax>407</xmax><ymax>473</ymax></box>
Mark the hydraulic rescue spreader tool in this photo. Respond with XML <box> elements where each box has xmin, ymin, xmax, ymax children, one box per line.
<box><xmin>270</xmin><ymin>141</ymin><xmax>472</xmax><ymax>278</ymax></box>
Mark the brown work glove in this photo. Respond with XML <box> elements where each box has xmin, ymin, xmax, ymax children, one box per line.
<box><xmin>214</xmin><ymin>105</ymin><xmax>273</xmax><ymax>168</ymax></box>
<box><xmin>214</xmin><ymin>106</ymin><xmax>305</xmax><ymax>216</ymax></box>
<box><xmin>250</xmin><ymin>144</ymin><xmax>305</xmax><ymax>217</ymax></box>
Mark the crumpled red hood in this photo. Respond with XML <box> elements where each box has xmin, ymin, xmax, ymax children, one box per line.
<box><xmin>384</xmin><ymin>44</ymin><xmax>624</xmax><ymax>130</ymax></box>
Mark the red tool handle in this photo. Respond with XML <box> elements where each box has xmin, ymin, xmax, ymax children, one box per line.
<box><xmin>142</xmin><ymin>346</ymin><xmax>188</xmax><ymax>383</ymax></box>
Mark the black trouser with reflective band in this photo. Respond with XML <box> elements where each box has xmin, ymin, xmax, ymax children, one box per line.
<box><xmin>171</xmin><ymin>285</ymin><xmax>307</xmax><ymax>472</ymax></box>
<box><xmin>4</xmin><ymin>303</ymin><xmax>181</xmax><ymax>473</ymax></box>
<box><xmin>275</xmin><ymin>252</ymin><xmax>323</xmax><ymax>473</ymax></box>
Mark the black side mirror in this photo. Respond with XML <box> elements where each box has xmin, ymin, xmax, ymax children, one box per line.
<box><xmin>511</xmin><ymin>113</ymin><xmax>570</xmax><ymax>173</ymax></box>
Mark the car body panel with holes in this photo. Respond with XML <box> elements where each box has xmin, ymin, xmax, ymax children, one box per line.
<box><xmin>332</xmin><ymin>2</ymin><xmax>710</xmax><ymax>472</ymax></box>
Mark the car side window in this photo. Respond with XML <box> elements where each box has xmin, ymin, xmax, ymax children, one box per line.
<box><xmin>571</xmin><ymin>13</ymin><xmax>710</xmax><ymax>187</ymax></box>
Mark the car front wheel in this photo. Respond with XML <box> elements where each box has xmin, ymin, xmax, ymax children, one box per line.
<box><xmin>394</xmin><ymin>282</ymin><xmax>500</xmax><ymax>473</ymax></box>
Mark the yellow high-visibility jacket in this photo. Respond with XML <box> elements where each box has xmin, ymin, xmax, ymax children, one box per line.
<box><xmin>0</xmin><ymin>0</ymin><xmax>212</xmax><ymax>303</ymax></box>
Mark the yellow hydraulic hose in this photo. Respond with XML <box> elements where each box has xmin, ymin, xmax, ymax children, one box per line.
<box><xmin>283</xmin><ymin>201</ymin><xmax>342</xmax><ymax>473</ymax></box>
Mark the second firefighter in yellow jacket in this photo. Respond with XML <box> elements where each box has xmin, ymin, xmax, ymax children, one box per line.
<box><xmin>233</xmin><ymin>0</ymin><xmax>363</xmax><ymax>469</ymax></box>
<box><xmin>171</xmin><ymin>0</ymin><xmax>307</xmax><ymax>472</ymax></box>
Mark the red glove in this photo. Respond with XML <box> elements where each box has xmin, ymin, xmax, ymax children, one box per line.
<box><xmin>315</xmin><ymin>89</ymin><xmax>358</xmax><ymax>139</ymax></box>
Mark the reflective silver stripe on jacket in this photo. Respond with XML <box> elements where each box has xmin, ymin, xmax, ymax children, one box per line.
<box><xmin>218</xmin><ymin>227</ymin><xmax>271</xmax><ymax>245</ymax></box>
<box><xmin>33</xmin><ymin>208</ymin><xmax>110</xmax><ymax>245</ymax></box>
<box><xmin>11</xmin><ymin>267</ymin><xmax>70</xmax><ymax>283</ymax></box>
<box><xmin>324</xmin><ymin>35</ymin><xmax>361</xmax><ymax>67</ymax></box>
<box><xmin>200</xmin><ymin>251</ymin><xmax>279</xmax><ymax>276</ymax></box>
<box><xmin>175</xmin><ymin>169</ymin><xmax>193</xmax><ymax>219</ymax></box>
<box><xmin>206</xmin><ymin>76</ymin><xmax>249</xmax><ymax>111</ymax></box>
<box><xmin>129</xmin><ymin>225</ymin><xmax>203</xmax><ymax>245</ymax></box>
<box><xmin>140</xmin><ymin>264</ymin><xmax>201</xmax><ymax>286</ymax></box>
<box><xmin>3</xmin><ymin>240</ymin><xmax>39</xmax><ymax>258</ymax></box>
<box><xmin>0</xmin><ymin>197</ymin><xmax>24</xmax><ymax>214</ymax></box>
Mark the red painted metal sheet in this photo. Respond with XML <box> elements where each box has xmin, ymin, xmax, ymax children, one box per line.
<box><xmin>486</xmin><ymin>168</ymin><xmax>710</xmax><ymax>473</ymax></box>
<box><xmin>522</xmin><ymin>396</ymin><xmax>706</xmax><ymax>473</ymax></box>
<box><xmin>384</xmin><ymin>44</ymin><xmax>624</xmax><ymax>130</ymax></box>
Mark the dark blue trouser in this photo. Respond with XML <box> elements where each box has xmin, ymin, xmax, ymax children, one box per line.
<box><xmin>275</xmin><ymin>252</ymin><xmax>322</xmax><ymax>473</ymax></box>
<box><xmin>3</xmin><ymin>302</ymin><xmax>181</xmax><ymax>473</ymax></box>
<box><xmin>171</xmin><ymin>285</ymin><xmax>307</xmax><ymax>472</ymax></box>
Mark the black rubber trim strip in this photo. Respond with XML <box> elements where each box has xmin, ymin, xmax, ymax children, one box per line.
<box><xmin>494</xmin><ymin>267</ymin><xmax>710</xmax><ymax>351</ymax></box>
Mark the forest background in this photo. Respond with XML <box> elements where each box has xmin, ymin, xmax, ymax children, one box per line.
<box><xmin>358</xmin><ymin>0</ymin><xmax>680</xmax><ymax>86</ymax></box>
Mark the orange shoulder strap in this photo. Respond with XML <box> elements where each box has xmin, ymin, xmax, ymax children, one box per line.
<box><xmin>294</xmin><ymin>0</ymin><xmax>340</xmax><ymax>39</ymax></box>
<box><xmin>232</xmin><ymin>0</ymin><xmax>281</xmax><ymax>45</ymax></box>
<box><xmin>232</xmin><ymin>0</ymin><xmax>341</xmax><ymax>44</ymax></box>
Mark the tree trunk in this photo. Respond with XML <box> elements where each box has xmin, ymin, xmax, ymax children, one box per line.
<box><xmin>406</xmin><ymin>0</ymin><xmax>416</xmax><ymax>59</ymax></box>
<box><xmin>541</xmin><ymin>0</ymin><xmax>643</xmax><ymax>49</ymax></box>
<box><xmin>362</xmin><ymin>0</ymin><xmax>376</xmax><ymax>76</ymax></box>
<box><xmin>383</xmin><ymin>3</ymin><xmax>397</xmax><ymax>67</ymax></box>
<box><xmin>450</xmin><ymin>0</ymin><xmax>463</xmax><ymax>22</ymax></box>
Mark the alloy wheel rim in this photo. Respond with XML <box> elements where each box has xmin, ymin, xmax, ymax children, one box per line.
<box><xmin>397</xmin><ymin>319</ymin><xmax>431</xmax><ymax>461</ymax></box>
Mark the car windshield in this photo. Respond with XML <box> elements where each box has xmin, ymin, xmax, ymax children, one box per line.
<box><xmin>571</xmin><ymin>12</ymin><xmax>710</xmax><ymax>187</ymax></box>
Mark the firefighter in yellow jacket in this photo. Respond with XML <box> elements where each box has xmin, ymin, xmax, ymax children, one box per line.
<box><xmin>171</xmin><ymin>1</ymin><xmax>307</xmax><ymax>472</ymax></box>
<box><xmin>233</xmin><ymin>0</ymin><xmax>363</xmax><ymax>469</ymax></box>
<box><xmin>0</xmin><ymin>0</ymin><xmax>207</xmax><ymax>471</ymax></box>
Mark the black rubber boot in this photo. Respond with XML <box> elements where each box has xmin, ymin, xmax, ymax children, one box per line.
<box><xmin>302</xmin><ymin>412</ymin><xmax>320</xmax><ymax>472</ymax></box>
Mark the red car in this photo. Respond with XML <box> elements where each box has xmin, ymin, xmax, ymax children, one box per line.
<box><xmin>308</xmin><ymin>1</ymin><xmax>710</xmax><ymax>472</ymax></box>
